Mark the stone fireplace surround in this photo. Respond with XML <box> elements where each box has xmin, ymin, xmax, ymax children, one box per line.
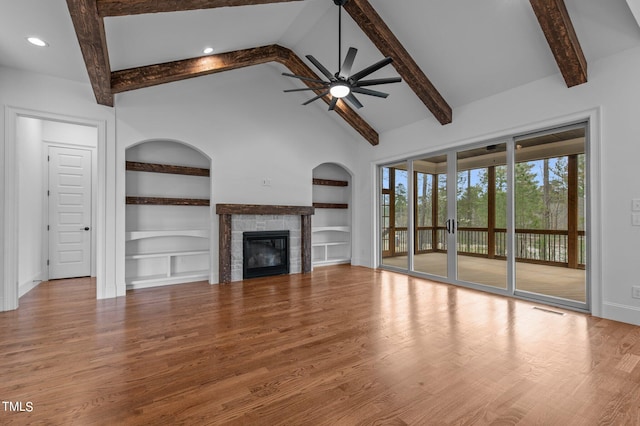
<box><xmin>216</xmin><ymin>204</ymin><xmax>314</xmax><ymax>283</ymax></box>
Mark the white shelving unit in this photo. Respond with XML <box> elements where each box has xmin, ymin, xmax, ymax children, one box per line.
<box><xmin>125</xmin><ymin>141</ymin><xmax>211</xmax><ymax>290</ymax></box>
<box><xmin>126</xmin><ymin>229</ymin><xmax>209</xmax><ymax>241</ymax></box>
<box><xmin>312</xmin><ymin>164</ymin><xmax>351</xmax><ymax>267</ymax></box>
<box><xmin>312</xmin><ymin>226</ymin><xmax>351</xmax><ymax>266</ymax></box>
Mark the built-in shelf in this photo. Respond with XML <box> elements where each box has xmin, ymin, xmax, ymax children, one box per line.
<box><xmin>126</xmin><ymin>145</ymin><xmax>211</xmax><ymax>289</ymax></box>
<box><xmin>125</xmin><ymin>229</ymin><xmax>209</xmax><ymax>241</ymax></box>
<box><xmin>125</xmin><ymin>250</ymin><xmax>208</xmax><ymax>260</ymax></box>
<box><xmin>313</xmin><ymin>226</ymin><xmax>350</xmax><ymax>233</ymax></box>
<box><xmin>312</xmin><ymin>165</ymin><xmax>351</xmax><ymax>267</ymax></box>
<box><xmin>312</xmin><ymin>203</ymin><xmax>348</xmax><ymax>209</ymax></box>
<box><xmin>125</xmin><ymin>249</ymin><xmax>209</xmax><ymax>289</ymax></box>
<box><xmin>313</xmin><ymin>241</ymin><xmax>351</xmax><ymax>266</ymax></box>
<box><xmin>126</xmin><ymin>161</ymin><xmax>210</xmax><ymax>177</ymax></box>
<box><xmin>312</xmin><ymin>227</ymin><xmax>350</xmax><ymax>265</ymax></box>
<box><xmin>312</xmin><ymin>178</ymin><xmax>348</xmax><ymax>187</ymax></box>
<box><xmin>126</xmin><ymin>271</ymin><xmax>210</xmax><ymax>290</ymax></box>
<box><xmin>126</xmin><ymin>196</ymin><xmax>210</xmax><ymax>206</ymax></box>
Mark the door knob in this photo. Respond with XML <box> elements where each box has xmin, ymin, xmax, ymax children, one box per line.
<box><xmin>84</xmin><ymin>227</ymin><xmax>90</xmax><ymax>231</ymax></box>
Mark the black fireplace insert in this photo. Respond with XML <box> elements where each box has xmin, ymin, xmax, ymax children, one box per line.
<box><xmin>243</xmin><ymin>230</ymin><xmax>290</xmax><ymax>279</ymax></box>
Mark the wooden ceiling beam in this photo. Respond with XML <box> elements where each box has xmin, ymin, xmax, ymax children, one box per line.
<box><xmin>343</xmin><ymin>0</ymin><xmax>452</xmax><ymax>125</ymax></box>
<box><xmin>66</xmin><ymin>0</ymin><xmax>113</xmax><ymax>106</ymax></box>
<box><xmin>96</xmin><ymin>0</ymin><xmax>303</xmax><ymax>17</ymax></box>
<box><xmin>111</xmin><ymin>45</ymin><xmax>379</xmax><ymax>145</ymax></box>
<box><xmin>529</xmin><ymin>0</ymin><xmax>587</xmax><ymax>87</ymax></box>
<box><xmin>111</xmin><ymin>45</ymin><xmax>280</xmax><ymax>92</ymax></box>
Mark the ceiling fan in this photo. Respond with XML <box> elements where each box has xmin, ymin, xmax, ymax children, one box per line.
<box><xmin>282</xmin><ymin>0</ymin><xmax>401</xmax><ymax>111</ymax></box>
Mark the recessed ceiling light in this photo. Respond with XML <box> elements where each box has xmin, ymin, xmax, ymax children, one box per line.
<box><xmin>203</xmin><ymin>47</ymin><xmax>214</xmax><ymax>55</ymax></box>
<box><xmin>27</xmin><ymin>37</ymin><xmax>48</xmax><ymax>47</ymax></box>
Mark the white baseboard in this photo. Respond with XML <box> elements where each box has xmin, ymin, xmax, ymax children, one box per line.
<box><xmin>601</xmin><ymin>301</ymin><xmax>640</xmax><ymax>326</ymax></box>
<box><xmin>19</xmin><ymin>274</ymin><xmax>44</xmax><ymax>298</ymax></box>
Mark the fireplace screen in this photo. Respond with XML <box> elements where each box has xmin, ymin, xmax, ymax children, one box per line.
<box><xmin>243</xmin><ymin>230</ymin><xmax>290</xmax><ymax>279</ymax></box>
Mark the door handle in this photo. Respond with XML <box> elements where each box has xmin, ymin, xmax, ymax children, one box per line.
<box><xmin>84</xmin><ymin>227</ymin><xmax>90</xmax><ymax>231</ymax></box>
<box><xmin>445</xmin><ymin>219</ymin><xmax>456</xmax><ymax>234</ymax></box>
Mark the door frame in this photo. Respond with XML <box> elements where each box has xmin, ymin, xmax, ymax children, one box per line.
<box><xmin>374</xmin><ymin>109</ymin><xmax>602</xmax><ymax>315</ymax></box>
<box><xmin>44</xmin><ymin>144</ymin><xmax>97</xmax><ymax>281</ymax></box>
<box><xmin>3</xmin><ymin>106</ymin><xmax>108</xmax><ymax>310</ymax></box>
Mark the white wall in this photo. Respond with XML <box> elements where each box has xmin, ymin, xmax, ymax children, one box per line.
<box><xmin>355</xmin><ymin>45</ymin><xmax>640</xmax><ymax>325</ymax></box>
<box><xmin>42</xmin><ymin>120</ymin><xmax>98</xmax><ymax>148</ymax></box>
<box><xmin>0</xmin><ymin>65</ymin><xmax>116</xmax><ymax>310</ymax></box>
<box><xmin>114</xmin><ymin>64</ymin><xmax>362</xmax><ymax>287</ymax></box>
<box><xmin>17</xmin><ymin>117</ymin><xmax>44</xmax><ymax>296</ymax></box>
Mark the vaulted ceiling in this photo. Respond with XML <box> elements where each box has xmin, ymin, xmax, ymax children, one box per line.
<box><xmin>2</xmin><ymin>0</ymin><xmax>640</xmax><ymax>145</ymax></box>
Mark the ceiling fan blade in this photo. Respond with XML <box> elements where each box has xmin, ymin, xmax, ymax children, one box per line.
<box><xmin>302</xmin><ymin>90</ymin><xmax>330</xmax><ymax>106</ymax></box>
<box><xmin>345</xmin><ymin>93</ymin><xmax>363</xmax><ymax>109</ymax></box>
<box><xmin>328</xmin><ymin>97</ymin><xmax>339</xmax><ymax>111</ymax></box>
<box><xmin>284</xmin><ymin>86</ymin><xmax>327</xmax><ymax>93</ymax></box>
<box><xmin>282</xmin><ymin>72</ymin><xmax>326</xmax><ymax>84</ymax></box>
<box><xmin>355</xmin><ymin>77</ymin><xmax>402</xmax><ymax>87</ymax></box>
<box><xmin>351</xmin><ymin>87</ymin><xmax>389</xmax><ymax>98</ymax></box>
<box><xmin>349</xmin><ymin>57</ymin><xmax>393</xmax><ymax>82</ymax></box>
<box><xmin>306</xmin><ymin>55</ymin><xmax>335</xmax><ymax>80</ymax></box>
<box><xmin>338</xmin><ymin>47</ymin><xmax>358</xmax><ymax>79</ymax></box>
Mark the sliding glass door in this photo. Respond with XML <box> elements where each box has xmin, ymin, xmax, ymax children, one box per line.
<box><xmin>412</xmin><ymin>154</ymin><xmax>449</xmax><ymax>279</ymax></box>
<box><xmin>455</xmin><ymin>143</ymin><xmax>508</xmax><ymax>289</ymax></box>
<box><xmin>380</xmin><ymin>162</ymin><xmax>409</xmax><ymax>269</ymax></box>
<box><xmin>378</xmin><ymin>123</ymin><xmax>588</xmax><ymax>311</ymax></box>
<box><xmin>513</xmin><ymin>127</ymin><xmax>587</xmax><ymax>304</ymax></box>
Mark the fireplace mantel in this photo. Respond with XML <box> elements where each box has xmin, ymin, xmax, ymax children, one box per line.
<box><xmin>216</xmin><ymin>204</ymin><xmax>315</xmax><ymax>283</ymax></box>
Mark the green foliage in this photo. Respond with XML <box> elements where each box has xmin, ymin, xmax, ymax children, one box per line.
<box><xmin>386</xmin><ymin>154</ymin><xmax>585</xmax><ymax>232</ymax></box>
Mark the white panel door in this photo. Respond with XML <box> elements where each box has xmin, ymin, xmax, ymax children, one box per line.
<box><xmin>48</xmin><ymin>146</ymin><xmax>92</xmax><ymax>279</ymax></box>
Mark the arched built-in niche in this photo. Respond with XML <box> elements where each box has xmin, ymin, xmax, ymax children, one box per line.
<box><xmin>311</xmin><ymin>163</ymin><xmax>353</xmax><ymax>266</ymax></box>
<box><xmin>125</xmin><ymin>140</ymin><xmax>211</xmax><ymax>289</ymax></box>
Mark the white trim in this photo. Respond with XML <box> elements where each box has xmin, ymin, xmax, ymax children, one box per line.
<box><xmin>602</xmin><ymin>302</ymin><xmax>640</xmax><ymax>326</ymax></box>
<box><xmin>19</xmin><ymin>275</ymin><xmax>44</xmax><ymax>298</ymax></box>
<box><xmin>3</xmin><ymin>107</ymin><xmax>19</xmax><ymax>310</ymax></box>
<box><xmin>3</xmin><ymin>106</ymin><xmax>109</xmax><ymax>310</ymax></box>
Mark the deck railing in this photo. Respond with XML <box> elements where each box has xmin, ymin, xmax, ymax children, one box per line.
<box><xmin>383</xmin><ymin>226</ymin><xmax>586</xmax><ymax>268</ymax></box>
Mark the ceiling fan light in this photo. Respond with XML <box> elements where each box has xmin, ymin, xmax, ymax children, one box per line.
<box><xmin>330</xmin><ymin>83</ymin><xmax>350</xmax><ymax>98</ymax></box>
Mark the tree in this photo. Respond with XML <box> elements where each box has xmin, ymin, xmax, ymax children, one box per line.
<box><xmin>515</xmin><ymin>161</ymin><xmax>544</xmax><ymax>229</ymax></box>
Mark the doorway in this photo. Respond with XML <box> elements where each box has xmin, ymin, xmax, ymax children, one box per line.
<box><xmin>13</xmin><ymin>116</ymin><xmax>98</xmax><ymax>295</ymax></box>
<box><xmin>378</xmin><ymin>123</ymin><xmax>589</xmax><ymax>311</ymax></box>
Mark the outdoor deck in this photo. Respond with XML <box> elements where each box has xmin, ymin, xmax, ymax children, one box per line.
<box><xmin>382</xmin><ymin>253</ymin><xmax>586</xmax><ymax>302</ymax></box>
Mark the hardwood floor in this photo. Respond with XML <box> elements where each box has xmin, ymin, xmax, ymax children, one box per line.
<box><xmin>1</xmin><ymin>266</ymin><xmax>639</xmax><ymax>425</ymax></box>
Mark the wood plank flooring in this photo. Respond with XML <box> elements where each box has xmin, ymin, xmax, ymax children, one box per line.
<box><xmin>1</xmin><ymin>265</ymin><xmax>639</xmax><ymax>425</ymax></box>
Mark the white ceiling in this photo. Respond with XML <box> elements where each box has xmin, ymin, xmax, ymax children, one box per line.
<box><xmin>1</xmin><ymin>0</ymin><xmax>640</xmax><ymax>135</ymax></box>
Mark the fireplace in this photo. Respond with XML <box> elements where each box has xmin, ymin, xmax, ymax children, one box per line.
<box><xmin>243</xmin><ymin>230</ymin><xmax>290</xmax><ymax>279</ymax></box>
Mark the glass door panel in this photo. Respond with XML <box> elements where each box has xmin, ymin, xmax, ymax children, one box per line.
<box><xmin>411</xmin><ymin>154</ymin><xmax>448</xmax><ymax>278</ymax></box>
<box><xmin>514</xmin><ymin>127</ymin><xmax>587</xmax><ymax>303</ymax></box>
<box><xmin>381</xmin><ymin>163</ymin><xmax>409</xmax><ymax>269</ymax></box>
<box><xmin>456</xmin><ymin>143</ymin><xmax>508</xmax><ymax>289</ymax></box>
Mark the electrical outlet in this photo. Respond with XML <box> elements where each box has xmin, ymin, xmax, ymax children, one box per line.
<box><xmin>633</xmin><ymin>286</ymin><xmax>640</xmax><ymax>299</ymax></box>
<box><xmin>633</xmin><ymin>213</ymin><xmax>640</xmax><ymax>227</ymax></box>
<box><xmin>261</xmin><ymin>178</ymin><xmax>271</xmax><ymax>187</ymax></box>
<box><xmin>633</xmin><ymin>199</ymin><xmax>640</xmax><ymax>212</ymax></box>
